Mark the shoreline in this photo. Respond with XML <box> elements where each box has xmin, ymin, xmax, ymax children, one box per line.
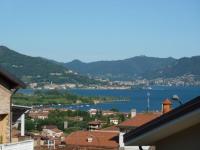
<box><xmin>31</xmin><ymin>98</ymin><xmax>130</xmax><ymax>108</ymax></box>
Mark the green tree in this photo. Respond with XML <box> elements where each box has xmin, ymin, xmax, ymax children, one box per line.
<box><xmin>25</xmin><ymin>119</ymin><xmax>35</xmax><ymax>131</ymax></box>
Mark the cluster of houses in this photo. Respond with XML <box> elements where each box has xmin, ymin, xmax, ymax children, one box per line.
<box><xmin>28</xmin><ymin>108</ymin><xmax>52</xmax><ymax>120</ymax></box>
<box><xmin>65</xmin><ymin>97</ymin><xmax>200</xmax><ymax>150</ymax></box>
<box><xmin>0</xmin><ymin>67</ymin><xmax>200</xmax><ymax>150</ymax></box>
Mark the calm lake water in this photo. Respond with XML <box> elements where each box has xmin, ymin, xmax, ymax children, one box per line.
<box><xmin>18</xmin><ymin>86</ymin><xmax>200</xmax><ymax>112</ymax></box>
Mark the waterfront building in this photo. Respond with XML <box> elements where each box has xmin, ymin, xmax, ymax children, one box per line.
<box><xmin>102</xmin><ymin>110</ymin><xmax>117</xmax><ymax>116</ymax></box>
<box><xmin>88</xmin><ymin>108</ymin><xmax>97</xmax><ymax>116</ymax></box>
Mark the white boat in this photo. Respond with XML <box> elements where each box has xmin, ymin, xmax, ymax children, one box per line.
<box><xmin>147</xmin><ymin>86</ymin><xmax>152</xmax><ymax>90</ymax></box>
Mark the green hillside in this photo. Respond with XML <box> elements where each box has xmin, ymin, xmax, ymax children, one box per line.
<box><xmin>65</xmin><ymin>55</ymin><xmax>200</xmax><ymax>80</ymax></box>
<box><xmin>0</xmin><ymin>46</ymin><xmax>101</xmax><ymax>85</ymax></box>
<box><xmin>64</xmin><ymin>56</ymin><xmax>176</xmax><ymax>80</ymax></box>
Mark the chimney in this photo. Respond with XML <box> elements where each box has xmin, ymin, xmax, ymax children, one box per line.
<box><xmin>131</xmin><ymin>109</ymin><xmax>136</xmax><ymax>118</ymax></box>
<box><xmin>162</xmin><ymin>99</ymin><xmax>172</xmax><ymax>114</ymax></box>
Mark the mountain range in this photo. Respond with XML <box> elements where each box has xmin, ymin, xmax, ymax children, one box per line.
<box><xmin>1</xmin><ymin>45</ymin><xmax>200</xmax><ymax>83</ymax></box>
<box><xmin>65</xmin><ymin>55</ymin><xmax>200</xmax><ymax>80</ymax></box>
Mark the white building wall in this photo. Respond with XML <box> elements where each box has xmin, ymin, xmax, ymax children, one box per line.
<box><xmin>122</xmin><ymin>146</ymin><xmax>150</xmax><ymax>150</ymax></box>
<box><xmin>20</xmin><ymin>114</ymin><xmax>25</xmax><ymax>136</ymax></box>
<box><xmin>119</xmin><ymin>132</ymin><xmax>150</xmax><ymax>150</ymax></box>
<box><xmin>0</xmin><ymin>140</ymin><xmax>34</xmax><ymax>150</ymax></box>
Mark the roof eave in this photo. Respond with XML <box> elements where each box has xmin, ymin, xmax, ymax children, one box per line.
<box><xmin>124</xmin><ymin>96</ymin><xmax>200</xmax><ymax>145</ymax></box>
<box><xmin>0</xmin><ymin>66</ymin><xmax>26</xmax><ymax>89</ymax></box>
<box><xmin>125</xmin><ymin>108</ymin><xmax>200</xmax><ymax>146</ymax></box>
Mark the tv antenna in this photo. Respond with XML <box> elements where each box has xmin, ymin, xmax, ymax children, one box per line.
<box><xmin>172</xmin><ymin>94</ymin><xmax>182</xmax><ymax>105</ymax></box>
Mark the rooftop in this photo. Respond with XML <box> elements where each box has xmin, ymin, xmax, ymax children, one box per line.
<box><xmin>12</xmin><ymin>104</ymin><xmax>32</xmax><ymax>123</ymax></box>
<box><xmin>50</xmin><ymin>128</ymin><xmax>63</xmax><ymax>133</ymax></box>
<box><xmin>101</xmin><ymin>125</ymin><xmax>120</xmax><ymax>132</ymax></box>
<box><xmin>118</xmin><ymin>112</ymin><xmax>161</xmax><ymax>128</ymax></box>
<box><xmin>65</xmin><ymin>130</ymin><xmax>119</xmax><ymax>149</ymax></box>
<box><xmin>88</xmin><ymin>120</ymin><xmax>102</xmax><ymax>125</ymax></box>
<box><xmin>0</xmin><ymin>65</ymin><xmax>26</xmax><ymax>89</ymax></box>
<box><xmin>124</xmin><ymin>96</ymin><xmax>200</xmax><ymax>145</ymax></box>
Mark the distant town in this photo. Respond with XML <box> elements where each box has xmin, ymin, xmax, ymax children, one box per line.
<box><xmin>29</xmin><ymin>74</ymin><xmax>200</xmax><ymax>90</ymax></box>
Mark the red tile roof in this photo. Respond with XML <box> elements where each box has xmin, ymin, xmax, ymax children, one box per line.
<box><xmin>65</xmin><ymin>130</ymin><xmax>119</xmax><ymax>149</ymax></box>
<box><xmin>124</xmin><ymin>96</ymin><xmax>200</xmax><ymax>144</ymax></box>
<box><xmin>101</xmin><ymin>125</ymin><xmax>120</xmax><ymax>131</ymax></box>
<box><xmin>119</xmin><ymin>113</ymin><xmax>161</xmax><ymax>127</ymax></box>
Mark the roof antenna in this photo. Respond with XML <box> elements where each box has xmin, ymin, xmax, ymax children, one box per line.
<box><xmin>171</xmin><ymin>94</ymin><xmax>182</xmax><ymax>105</ymax></box>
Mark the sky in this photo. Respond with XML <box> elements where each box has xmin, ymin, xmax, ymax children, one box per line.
<box><xmin>0</xmin><ymin>0</ymin><xmax>200</xmax><ymax>62</ymax></box>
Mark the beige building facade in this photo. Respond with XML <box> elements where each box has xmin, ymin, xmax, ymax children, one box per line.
<box><xmin>0</xmin><ymin>67</ymin><xmax>25</xmax><ymax>144</ymax></box>
<box><xmin>0</xmin><ymin>81</ymin><xmax>12</xmax><ymax>143</ymax></box>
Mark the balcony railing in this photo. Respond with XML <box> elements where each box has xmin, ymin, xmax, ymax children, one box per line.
<box><xmin>0</xmin><ymin>140</ymin><xmax>34</xmax><ymax>150</ymax></box>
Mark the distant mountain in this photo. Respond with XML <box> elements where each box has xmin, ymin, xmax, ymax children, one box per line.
<box><xmin>64</xmin><ymin>56</ymin><xmax>176</xmax><ymax>80</ymax></box>
<box><xmin>0</xmin><ymin>46</ymin><xmax>100</xmax><ymax>84</ymax></box>
<box><xmin>146</xmin><ymin>56</ymin><xmax>200</xmax><ymax>79</ymax></box>
<box><xmin>65</xmin><ymin>56</ymin><xmax>200</xmax><ymax>80</ymax></box>
<box><xmin>2</xmin><ymin>45</ymin><xmax>199</xmax><ymax>83</ymax></box>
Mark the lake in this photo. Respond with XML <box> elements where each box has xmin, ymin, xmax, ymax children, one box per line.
<box><xmin>18</xmin><ymin>86</ymin><xmax>200</xmax><ymax>112</ymax></box>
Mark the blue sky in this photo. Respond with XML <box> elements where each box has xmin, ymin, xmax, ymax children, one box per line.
<box><xmin>0</xmin><ymin>0</ymin><xmax>200</xmax><ymax>62</ymax></box>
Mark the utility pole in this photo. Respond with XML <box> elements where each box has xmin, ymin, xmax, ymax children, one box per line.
<box><xmin>147</xmin><ymin>92</ymin><xmax>150</xmax><ymax>112</ymax></box>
